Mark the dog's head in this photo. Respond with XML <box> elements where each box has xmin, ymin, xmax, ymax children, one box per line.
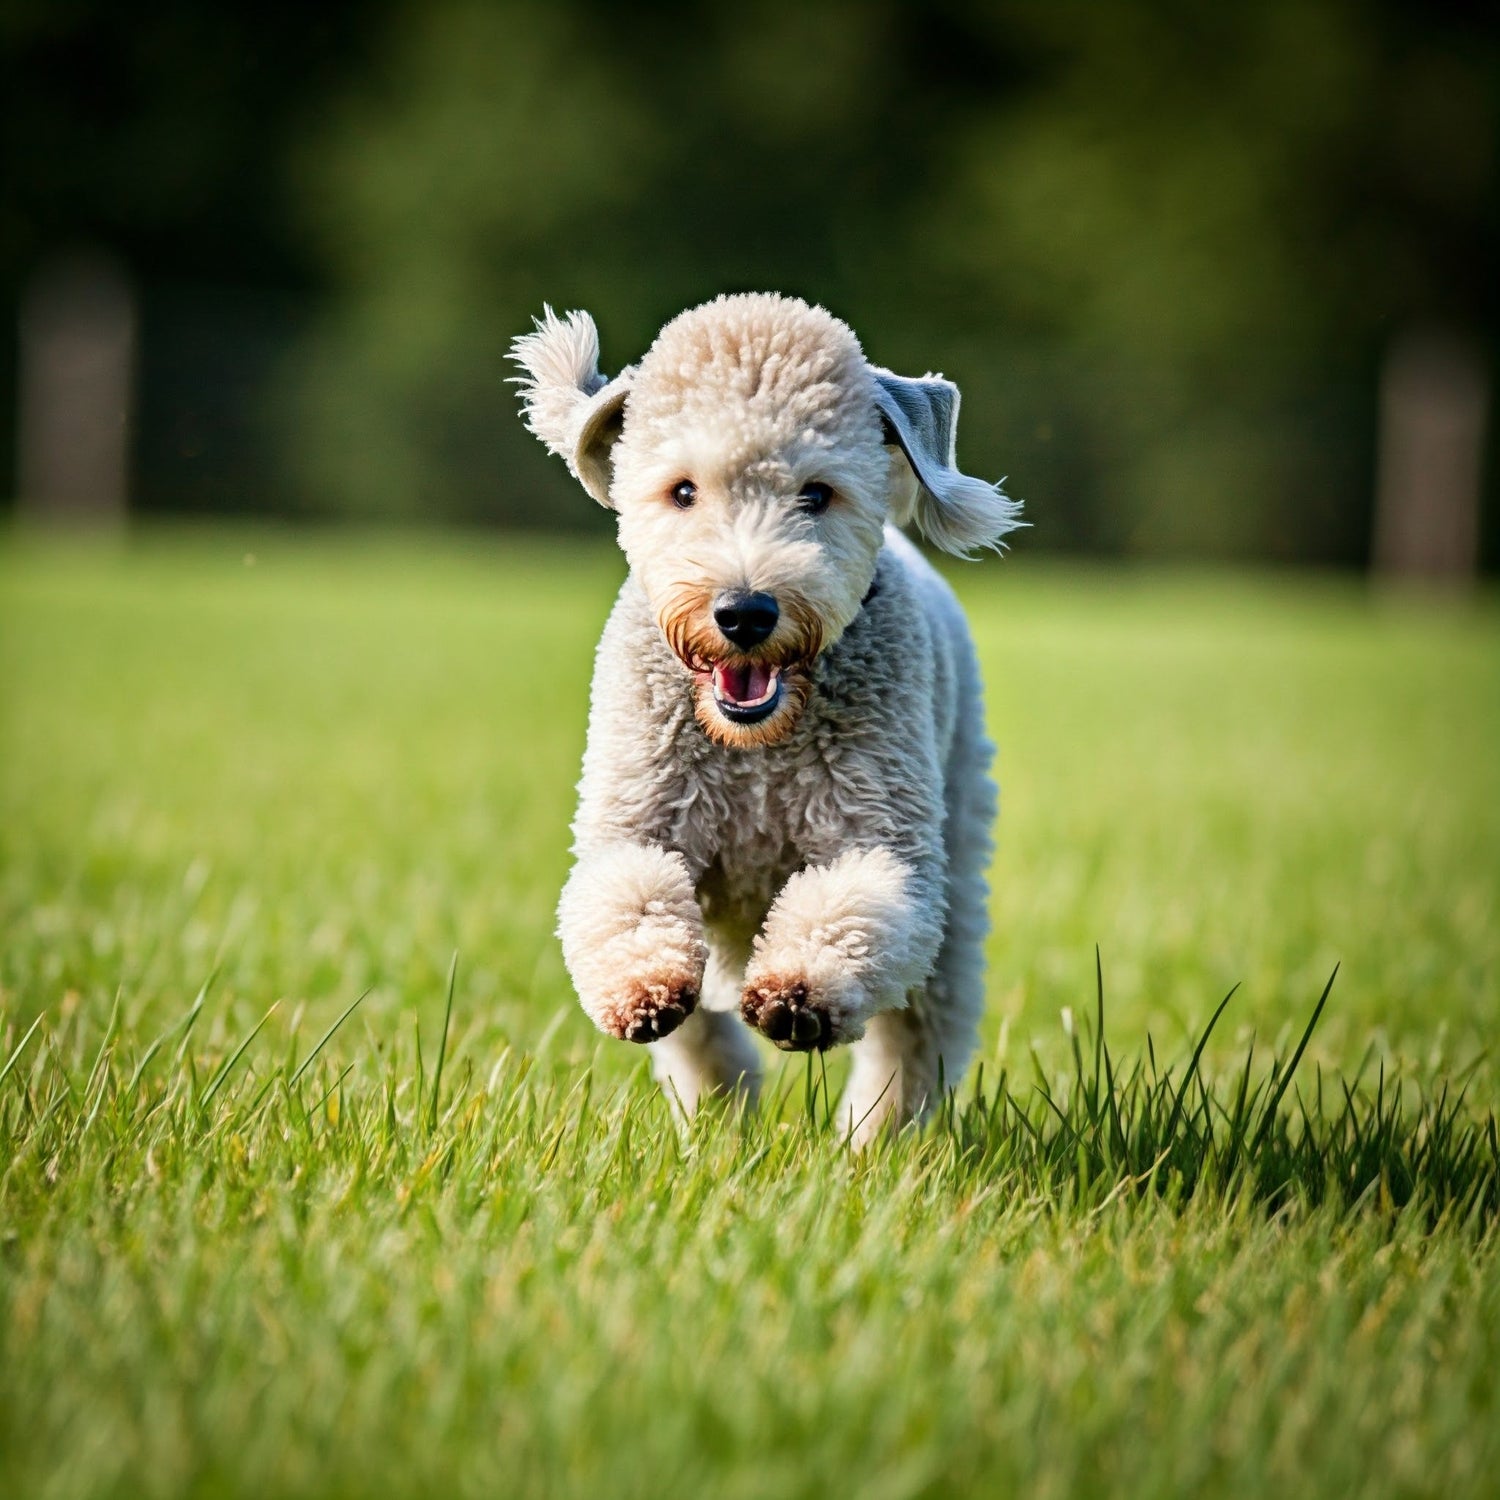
<box><xmin>511</xmin><ymin>293</ymin><xmax>1021</xmax><ymax>748</ymax></box>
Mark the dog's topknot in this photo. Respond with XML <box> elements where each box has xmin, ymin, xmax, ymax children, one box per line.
<box><xmin>620</xmin><ymin>293</ymin><xmax>880</xmax><ymax>483</ymax></box>
<box><xmin>639</xmin><ymin>293</ymin><xmax>867</xmax><ymax>421</ymax></box>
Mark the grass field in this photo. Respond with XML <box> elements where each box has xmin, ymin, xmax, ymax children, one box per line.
<box><xmin>2</xmin><ymin>528</ymin><xmax>1498</xmax><ymax>1499</ymax></box>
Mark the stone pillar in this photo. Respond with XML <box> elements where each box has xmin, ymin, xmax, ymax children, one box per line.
<box><xmin>16</xmin><ymin>253</ymin><xmax>136</xmax><ymax>524</ymax></box>
<box><xmin>1372</xmin><ymin>327</ymin><xmax>1488</xmax><ymax>585</ymax></box>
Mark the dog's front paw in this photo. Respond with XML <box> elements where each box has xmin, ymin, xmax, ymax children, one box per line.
<box><xmin>597</xmin><ymin>973</ymin><xmax>699</xmax><ymax>1044</ymax></box>
<box><xmin>740</xmin><ymin>976</ymin><xmax>842</xmax><ymax>1052</ymax></box>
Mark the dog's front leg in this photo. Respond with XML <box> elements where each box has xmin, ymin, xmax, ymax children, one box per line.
<box><xmin>556</xmin><ymin>842</ymin><xmax>707</xmax><ymax>1043</ymax></box>
<box><xmin>739</xmin><ymin>846</ymin><xmax>942</xmax><ymax>1053</ymax></box>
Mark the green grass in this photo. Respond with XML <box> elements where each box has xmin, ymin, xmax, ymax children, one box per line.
<box><xmin>2</xmin><ymin>528</ymin><xmax>1498</xmax><ymax>1500</ymax></box>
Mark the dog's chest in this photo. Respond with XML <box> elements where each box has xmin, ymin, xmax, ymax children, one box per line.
<box><xmin>670</xmin><ymin>748</ymin><xmax>815</xmax><ymax>925</ymax></box>
<box><xmin>644</xmin><ymin>644</ymin><xmax>911</xmax><ymax>928</ymax></box>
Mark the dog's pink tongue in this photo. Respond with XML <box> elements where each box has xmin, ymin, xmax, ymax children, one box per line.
<box><xmin>713</xmin><ymin>660</ymin><xmax>773</xmax><ymax>705</ymax></box>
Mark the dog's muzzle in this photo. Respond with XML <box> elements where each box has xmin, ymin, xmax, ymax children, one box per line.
<box><xmin>659</xmin><ymin>582</ymin><xmax>827</xmax><ymax>746</ymax></box>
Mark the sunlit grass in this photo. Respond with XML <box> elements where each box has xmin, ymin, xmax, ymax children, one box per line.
<box><xmin>2</xmin><ymin>528</ymin><xmax>1498</xmax><ymax>1499</ymax></box>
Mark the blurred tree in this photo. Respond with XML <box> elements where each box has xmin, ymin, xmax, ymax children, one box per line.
<box><xmin>925</xmin><ymin>0</ymin><xmax>1497</xmax><ymax>558</ymax></box>
<box><xmin>278</xmin><ymin>0</ymin><xmax>1496</xmax><ymax>559</ymax></box>
<box><xmin>277</xmin><ymin>0</ymin><xmax>657</xmax><ymax>522</ymax></box>
<box><xmin>0</xmin><ymin>0</ymin><xmax>388</xmax><ymax>289</ymax></box>
<box><xmin>0</xmin><ymin>0</ymin><xmax>395</xmax><ymax>507</ymax></box>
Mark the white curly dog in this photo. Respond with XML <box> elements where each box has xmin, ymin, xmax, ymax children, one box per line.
<box><xmin>512</xmin><ymin>293</ymin><xmax>1021</xmax><ymax>1144</ymax></box>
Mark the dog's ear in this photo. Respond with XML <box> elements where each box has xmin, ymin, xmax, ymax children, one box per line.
<box><xmin>871</xmin><ymin>369</ymin><xmax>1024</xmax><ymax>556</ymax></box>
<box><xmin>510</xmin><ymin>307</ymin><xmax>633</xmax><ymax>507</ymax></box>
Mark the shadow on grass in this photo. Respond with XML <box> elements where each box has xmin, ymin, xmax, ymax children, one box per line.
<box><xmin>929</xmin><ymin>958</ymin><xmax>1499</xmax><ymax>1231</ymax></box>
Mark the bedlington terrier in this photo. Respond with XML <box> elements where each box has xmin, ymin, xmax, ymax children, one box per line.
<box><xmin>511</xmin><ymin>293</ymin><xmax>1021</xmax><ymax>1144</ymax></box>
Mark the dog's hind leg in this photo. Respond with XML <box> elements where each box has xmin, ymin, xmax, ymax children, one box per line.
<box><xmin>652</xmin><ymin>932</ymin><xmax>762</xmax><ymax>1115</ymax></box>
<box><xmin>839</xmin><ymin>629</ymin><xmax>995</xmax><ymax>1148</ymax></box>
<box><xmin>836</xmin><ymin>946</ymin><xmax>979</xmax><ymax>1146</ymax></box>
<box><xmin>838</xmin><ymin>997</ymin><xmax>942</xmax><ymax>1146</ymax></box>
<box><xmin>923</xmin><ymin>625</ymin><xmax>996</xmax><ymax>1098</ymax></box>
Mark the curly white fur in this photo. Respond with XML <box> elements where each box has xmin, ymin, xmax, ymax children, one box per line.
<box><xmin>512</xmin><ymin>292</ymin><xmax>1018</xmax><ymax>1145</ymax></box>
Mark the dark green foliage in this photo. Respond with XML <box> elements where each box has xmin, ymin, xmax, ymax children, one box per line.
<box><xmin>3</xmin><ymin>2</ymin><xmax>1496</xmax><ymax>557</ymax></box>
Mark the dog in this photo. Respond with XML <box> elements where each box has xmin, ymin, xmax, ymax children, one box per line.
<box><xmin>511</xmin><ymin>293</ymin><xmax>1021</xmax><ymax>1143</ymax></box>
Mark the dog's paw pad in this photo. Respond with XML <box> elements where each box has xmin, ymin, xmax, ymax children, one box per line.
<box><xmin>757</xmin><ymin>998</ymin><xmax>793</xmax><ymax>1041</ymax></box>
<box><xmin>788</xmin><ymin>1006</ymin><xmax>825</xmax><ymax>1047</ymax></box>
<box><xmin>741</xmin><ymin>979</ymin><xmax>833</xmax><ymax>1052</ymax></box>
<box><xmin>602</xmin><ymin>978</ymin><xmax>698</xmax><ymax>1044</ymax></box>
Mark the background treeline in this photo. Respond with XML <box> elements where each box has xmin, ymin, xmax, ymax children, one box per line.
<box><xmin>2</xmin><ymin>0</ymin><xmax>1496</xmax><ymax>562</ymax></box>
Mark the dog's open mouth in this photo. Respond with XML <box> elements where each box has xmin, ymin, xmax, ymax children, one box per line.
<box><xmin>708</xmin><ymin>660</ymin><xmax>782</xmax><ymax>723</ymax></box>
<box><xmin>675</xmin><ymin>639</ymin><xmax>811</xmax><ymax>745</ymax></box>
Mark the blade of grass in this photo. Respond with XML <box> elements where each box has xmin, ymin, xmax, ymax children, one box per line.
<box><xmin>1094</xmin><ymin>945</ymin><xmax>1105</xmax><ymax>1102</ymax></box>
<box><xmin>0</xmin><ymin>1012</ymin><xmax>45</xmax><ymax>1093</ymax></box>
<box><xmin>1249</xmin><ymin>965</ymin><xmax>1338</xmax><ymax>1157</ymax></box>
<box><xmin>170</xmin><ymin>970</ymin><xmax>217</xmax><ymax>1071</ymax></box>
<box><xmin>200</xmin><ymin>1000</ymin><xmax>281</xmax><ymax>1109</ymax></box>
<box><xmin>428</xmin><ymin>953</ymin><xmax>458</xmax><ymax>1133</ymax></box>
<box><xmin>1162</xmin><ymin>982</ymin><xmax>1239</xmax><ymax>1146</ymax></box>
<box><xmin>288</xmin><ymin>989</ymin><xmax>371</xmax><ymax>1088</ymax></box>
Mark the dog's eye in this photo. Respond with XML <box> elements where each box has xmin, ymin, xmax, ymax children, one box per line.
<box><xmin>798</xmin><ymin>482</ymin><xmax>833</xmax><ymax>515</ymax></box>
<box><xmin>670</xmin><ymin>480</ymin><xmax>697</xmax><ymax>510</ymax></box>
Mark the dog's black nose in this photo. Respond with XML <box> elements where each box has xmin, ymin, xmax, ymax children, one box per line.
<box><xmin>713</xmin><ymin>590</ymin><xmax>779</xmax><ymax>650</ymax></box>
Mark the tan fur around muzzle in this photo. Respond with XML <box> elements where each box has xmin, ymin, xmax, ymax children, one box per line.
<box><xmin>657</xmin><ymin>583</ymin><xmax>826</xmax><ymax>748</ymax></box>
